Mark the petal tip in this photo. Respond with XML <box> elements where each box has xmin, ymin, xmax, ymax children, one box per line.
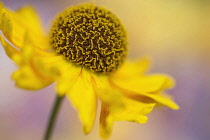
<box><xmin>171</xmin><ymin>103</ymin><xmax>180</xmax><ymax>110</ymax></box>
<box><xmin>99</xmin><ymin>127</ymin><xmax>111</xmax><ymax>139</ymax></box>
<box><xmin>82</xmin><ymin>125</ymin><xmax>91</xmax><ymax>135</ymax></box>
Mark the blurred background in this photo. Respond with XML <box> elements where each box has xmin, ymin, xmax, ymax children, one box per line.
<box><xmin>0</xmin><ymin>0</ymin><xmax>210</xmax><ymax>140</ymax></box>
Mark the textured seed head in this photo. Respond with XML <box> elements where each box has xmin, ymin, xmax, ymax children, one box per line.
<box><xmin>50</xmin><ymin>3</ymin><xmax>127</xmax><ymax>74</ymax></box>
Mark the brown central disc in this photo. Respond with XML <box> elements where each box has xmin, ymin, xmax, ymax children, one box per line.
<box><xmin>50</xmin><ymin>4</ymin><xmax>127</xmax><ymax>74</ymax></box>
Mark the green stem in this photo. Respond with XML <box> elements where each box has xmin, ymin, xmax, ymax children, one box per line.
<box><xmin>43</xmin><ymin>95</ymin><xmax>64</xmax><ymax>140</ymax></box>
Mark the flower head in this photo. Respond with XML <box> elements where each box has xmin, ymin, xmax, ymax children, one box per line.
<box><xmin>50</xmin><ymin>4</ymin><xmax>127</xmax><ymax>73</ymax></box>
<box><xmin>0</xmin><ymin>2</ymin><xmax>179</xmax><ymax>138</ymax></box>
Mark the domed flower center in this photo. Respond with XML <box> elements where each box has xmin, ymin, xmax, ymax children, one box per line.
<box><xmin>50</xmin><ymin>4</ymin><xmax>127</xmax><ymax>74</ymax></box>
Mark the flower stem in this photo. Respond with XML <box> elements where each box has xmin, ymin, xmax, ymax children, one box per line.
<box><xmin>44</xmin><ymin>95</ymin><xmax>64</xmax><ymax>140</ymax></box>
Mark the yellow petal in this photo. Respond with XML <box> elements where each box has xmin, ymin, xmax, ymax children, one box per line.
<box><xmin>1</xmin><ymin>27</ymin><xmax>68</xmax><ymax>91</ymax></box>
<box><xmin>12</xmin><ymin>65</ymin><xmax>53</xmax><ymax>90</ymax></box>
<box><xmin>0</xmin><ymin>3</ymin><xmax>49</xmax><ymax>50</ymax></box>
<box><xmin>11</xmin><ymin>52</ymin><xmax>60</xmax><ymax>90</ymax></box>
<box><xmin>141</xmin><ymin>92</ymin><xmax>179</xmax><ymax>110</ymax></box>
<box><xmin>114</xmin><ymin>57</ymin><xmax>150</xmax><ymax>78</ymax></box>
<box><xmin>111</xmin><ymin>98</ymin><xmax>154</xmax><ymax>123</ymax></box>
<box><xmin>111</xmin><ymin>74</ymin><xmax>179</xmax><ymax>110</ymax></box>
<box><xmin>55</xmin><ymin>62</ymin><xmax>82</xmax><ymax>96</ymax></box>
<box><xmin>9</xmin><ymin>32</ymin><xmax>55</xmax><ymax>90</ymax></box>
<box><xmin>15</xmin><ymin>5</ymin><xmax>44</xmax><ymax>35</ymax></box>
<box><xmin>111</xmin><ymin>74</ymin><xmax>174</xmax><ymax>93</ymax></box>
<box><xmin>0</xmin><ymin>35</ymin><xmax>20</xmax><ymax>61</ymax></box>
<box><xmin>15</xmin><ymin>5</ymin><xmax>50</xmax><ymax>50</ymax></box>
<box><xmin>99</xmin><ymin>100</ymin><xmax>154</xmax><ymax>138</ymax></box>
<box><xmin>66</xmin><ymin>69</ymin><xmax>97</xmax><ymax>134</ymax></box>
<box><xmin>98</xmin><ymin>88</ymin><xmax>155</xmax><ymax>139</ymax></box>
<box><xmin>99</xmin><ymin>104</ymin><xmax>114</xmax><ymax>139</ymax></box>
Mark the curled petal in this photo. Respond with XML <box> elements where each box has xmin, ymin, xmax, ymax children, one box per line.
<box><xmin>0</xmin><ymin>3</ymin><xmax>57</xmax><ymax>90</ymax></box>
<box><xmin>12</xmin><ymin>65</ymin><xmax>53</xmax><ymax>90</ymax></box>
<box><xmin>0</xmin><ymin>35</ymin><xmax>20</xmax><ymax>61</ymax></box>
<box><xmin>98</xmin><ymin>88</ymin><xmax>155</xmax><ymax>139</ymax></box>
<box><xmin>3</xmin><ymin>31</ymin><xmax>55</xmax><ymax>90</ymax></box>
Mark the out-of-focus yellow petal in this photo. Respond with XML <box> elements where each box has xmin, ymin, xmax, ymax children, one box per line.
<box><xmin>11</xmin><ymin>54</ymin><xmax>55</xmax><ymax>90</ymax></box>
<box><xmin>0</xmin><ymin>35</ymin><xmax>20</xmax><ymax>61</ymax></box>
<box><xmin>99</xmin><ymin>104</ymin><xmax>114</xmax><ymax>139</ymax></box>
<box><xmin>15</xmin><ymin>5</ymin><xmax>50</xmax><ymax>50</ymax></box>
<box><xmin>66</xmin><ymin>69</ymin><xmax>97</xmax><ymax>134</ymax></box>
<box><xmin>137</xmin><ymin>92</ymin><xmax>179</xmax><ymax>110</ymax></box>
<box><xmin>9</xmin><ymin>32</ymin><xmax>55</xmax><ymax>90</ymax></box>
<box><xmin>15</xmin><ymin>5</ymin><xmax>44</xmax><ymax>35</ymax></box>
<box><xmin>111</xmin><ymin>74</ymin><xmax>179</xmax><ymax>110</ymax></box>
<box><xmin>0</xmin><ymin>12</ymin><xmax>67</xmax><ymax>90</ymax></box>
<box><xmin>12</xmin><ymin>65</ymin><xmax>53</xmax><ymax>90</ymax></box>
<box><xmin>0</xmin><ymin>3</ymin><xmax>49</xmax><ymax>50</ymax></box>
<box><xmin>98</xmin><ymin>88</ymin><xmax>155</xmax><ymax>139</ymax></box>
<box><xmin>114</xmin><ymin>57</ymin><xmax>150</xmax><ymax>78</ymax></box>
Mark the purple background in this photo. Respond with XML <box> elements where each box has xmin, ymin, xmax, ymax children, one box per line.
<box><xmin>1</xmin><ymin>0</ymin><xmax>210</xmax><ymax>140</ymax></box>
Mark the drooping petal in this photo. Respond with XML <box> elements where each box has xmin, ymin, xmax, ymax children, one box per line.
<box><xmin>97</xmin><ymin>86</ymin><xmax>155</xmax><ymax>139</ymax></box>
<box><xmin>66</xmin><ymin>69</ymin><xmax>97</xmax><ymax>134</ymax></box>
<box><xmin>111</xmin><ymin>98</ymin><xmax>154</xmax><ymax>123</ymax></box>
<box><xmin>100</xmin><ymin>94</ymin><xmax>155</xmax><ymax>138</ymax></box>
<box><xmin>110</xmin><ymin>57</ymin><xmax>179</xmax><ymax>110</ymax></box>
<box><xmin>143</xmin><ymin>92</ymin><xmax>179</xmax><ymax>110</ymax></box>
<box><xmin>111</xmin><ymin>74</ymin><xmax>179</xmax><ymax>110</ymax></box>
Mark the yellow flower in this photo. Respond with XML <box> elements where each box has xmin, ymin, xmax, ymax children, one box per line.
<box><xmin>0</xmin><ymin>2</ymin><xmax>179</xmax><ymax>138</ymax></box>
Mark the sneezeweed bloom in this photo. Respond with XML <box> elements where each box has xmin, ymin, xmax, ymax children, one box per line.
<box><xmin>0</xmin><ymin>2</ymin><xmax>179</xmax><ymax>139</ymax></box>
